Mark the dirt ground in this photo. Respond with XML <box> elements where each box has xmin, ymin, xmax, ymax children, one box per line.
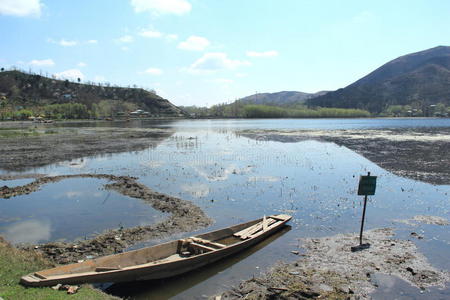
<box><xmin>0</xmin><ymin>125</ymin><xmax>174</xmax><ymax>171</ymax></box>
<box><xmin>239</xmin><ymin>127</ymin><xmax>450</xmax><ymax>185</ymax></box>
<box><xmin>219</xmin><ymin>227</ymin><xmax>450</xmax><ymax>300</ymax></box>
<box><xmin>0</xmin><ymin>174</ymin><xmax>212</xmax><ymax>264</ymax></box>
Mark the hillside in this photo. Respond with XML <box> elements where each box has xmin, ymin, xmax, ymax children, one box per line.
<box><xmin>239</xmin><ymin>90</ymin><xmax>328</xmax><ymax>105</ymax></box>
<box><xmin>307</xmin><ymin>46</ymin><xmax>450</xmax><ymax>114</ymax></box>
<box><xmin>0</xmin><ymin>70</ymin><xmax>185</xmax><ymax>118</ymax></box>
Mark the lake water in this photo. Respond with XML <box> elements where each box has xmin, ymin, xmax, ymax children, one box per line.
<box><xmin>0</xmin><ymin>178</ymin><xmax>166</xmax><ymax>244</ymax></box>
<box><xmin>1</xmin><ymin>118</ymin><xmax>450</xmax><ymax>299</ymax></box>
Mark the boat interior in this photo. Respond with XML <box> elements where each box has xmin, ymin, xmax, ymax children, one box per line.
<box><xmin>32</xmin><ymin>214</ymin><xmax>290</xmax><ymax>279</ymax></box>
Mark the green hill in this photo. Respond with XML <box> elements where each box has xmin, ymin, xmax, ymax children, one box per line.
<box><xmin>307</xmin><ymin>46</ymin><xmax>450</xmax><ymax>115</ymax></box>
<box><xmin>0</xmin><ymin>70</ymin><xmax>185</xmax><ymax>119</ymax></box>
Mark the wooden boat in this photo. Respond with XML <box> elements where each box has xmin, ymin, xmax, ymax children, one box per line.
<box><xmin>21</xmin><ymin>214</ymin><xmax>292</xmax><ymax>287</ymax></box>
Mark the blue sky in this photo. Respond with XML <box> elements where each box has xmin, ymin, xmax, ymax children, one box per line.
<box><xmin>1</xmin><ymin>0</ymin><xmax>449</xmax><ymax>107</ymax></box>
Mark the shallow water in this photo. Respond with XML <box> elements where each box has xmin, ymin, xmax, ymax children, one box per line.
<box><xmin>0</xmin><ymin>178</ymin><xmax>166</xmax><ymax>244</ymax></box>
<box><xmin>1</xmin><ymin>118</ymin><xmax>450</xmax><ymax>298</ymax></box>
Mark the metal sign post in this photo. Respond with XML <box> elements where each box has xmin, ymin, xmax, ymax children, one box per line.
<box><xmin>351</xmin><ymin>172</ymin><xmax>377</xmax><ymax>252</ymax></box>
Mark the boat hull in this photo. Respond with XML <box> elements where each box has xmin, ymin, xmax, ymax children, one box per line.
<box><xmin>21</xmin><ymin>214</ymin><xmax>291</xmax><ymax>286</ymax></box>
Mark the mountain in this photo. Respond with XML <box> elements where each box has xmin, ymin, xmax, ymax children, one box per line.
<box><xmin>0</xmin><ymin>70</ymin><xmax>185</xmax><ymax>117</ymax></box>
<box><xmin>238</xmin><ymin>90</ymin><xmax>328</xmax><ymax>105</ymax></box>
<box><xmin>307</xmin><ymin>46</ymin><xmax>450</xmax><ymax>113</ymax></box>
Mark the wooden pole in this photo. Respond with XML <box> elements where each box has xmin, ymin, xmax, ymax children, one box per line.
<box><xmin>359</xmin><ymin>194</ymin><xmax>368</xmax><ymax>245</ymax></box>
<box><xmin>358</xmin><ymin>171</ymin><xmax>370</xmax><ymax>245</ymax></box>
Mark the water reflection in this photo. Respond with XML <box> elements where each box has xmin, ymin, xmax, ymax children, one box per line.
<box><xmin>370</xmin><ymin>273</ymin><xmax>450</xmax><ymax>300</ymax></box>
<box><xmin>59</xmin><ymin>158</ymin><xmax>88</xmax><ymax>169</ymax></box>
<box><xmin>1</xmin><ymin>219</ymin><xmax>51</xmax><ymax>244</ymax></box>
<box><xmin>181</xmin><ymin>183</ymin><xmax>210</xmax><ymax>198</ymax></box>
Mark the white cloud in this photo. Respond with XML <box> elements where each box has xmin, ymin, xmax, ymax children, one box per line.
<box><xmin>236</xmin><ymin>73</ymin><xmax>247</xmax><ymax>78</ymax></box>
<box><xmin>58</xmin><ymin>39</ymin><xmax>78</xmax><ymax>47</ymax></box>
<box><xmin>121</xmin><ymin>46</ymin><xmax>130</xmax><ymax>51</ymax></box>
<box><xmin>116</xmin><ymin>35</ymin><xmax>134</xmax><ymax>43</ymax></box>
<box><xmin>130</xmin><ymin>0</ymin><xmax>191</xmax><ymax>15</ymax></box>
<box><xmin>0</xmin><ymin>0</ymin><xmax>41</xmax><ymax>17</ymax></box>
<box><xmin>143</xmin><ymin>68</ymin><xmax>163</xmax><ymax>75</ymax></box>
<box><xmin>246</xmin><ymin>50</ymin><xmax>279</xmax><ymax>57</ymax></box>
<box><xmin>138</xmin><ymin>29</ymin><xmax>162</xmax><ymax>38</ymax></box>
<box><xmin>178</xmin><ymin>36</ymin><xmax>210</xmax><ymax>51</ymax></box>
<box><xmin>54</xmin><ymin>69</ymin><xmax>84</xmax><ymax>81</ymax></box>
<box><xmin>29</xmin><ymin>59</ymin><xmax>55</xmax><ymax>67</ymax></box>
<box><xmin>77</xmin><ymin>62</ymin><xmax>87</xmax><ymax>67</ymax></box>
<box><xmin>187</xmin><ymin>52</ymin><xmax>250</xmax><ymax>74</ymax></box>
<box><xmin>48</xmin><ymin>38</ymin><xmax>96</xmax><ymax>47</ymax></box>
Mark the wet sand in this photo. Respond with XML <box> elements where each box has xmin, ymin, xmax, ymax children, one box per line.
<box><xmin>239</xmin><ymin>127</ymin><xmax>450</xmax><ymax>185</ymax></box>
<box><xmin>1</xmin><ymin>174</ymin><xmax>212</xmax><ymax>264</ymax></box>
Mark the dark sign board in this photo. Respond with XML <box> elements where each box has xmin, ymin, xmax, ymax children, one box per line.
<box><xmin>358</xmin><ymin>175</ymin><xmax>377</xmax><ymax>196</ymax></box>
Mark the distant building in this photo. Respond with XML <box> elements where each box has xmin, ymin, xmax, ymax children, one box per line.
<box><xmin>130</xmin><ymin>109</ymin><xmax>150</xmax><ymax>117</ymax></box>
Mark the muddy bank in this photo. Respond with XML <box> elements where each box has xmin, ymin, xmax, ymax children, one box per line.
<box><xmin>239</xmin><ymin>128</ymin><xmax>450</xmax><ymax>185</ymax></box>
<box><xmin>0</xmin><ymin>126</ymin><xmax>174</xmax><ymax>171</ymax></box>
<box><xmin>0</xmin><ymin>174</ymin><xmax>212</xmax><ymax>264</ymax></box>
<box><xmin>394</xmin><ymin>215</ymin><xmax>450</xmax><ymax>226</ymax></box>
<box><xmin>219</xmin><ymin>228</ymin><xmax>450</xmax><ymax>299</ymax></box>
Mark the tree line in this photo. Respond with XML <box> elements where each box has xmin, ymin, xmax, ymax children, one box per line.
<box><xmin>182</xmin><ymin>103</ymin><xmax>371</xmax><ymax>118</ymax></box>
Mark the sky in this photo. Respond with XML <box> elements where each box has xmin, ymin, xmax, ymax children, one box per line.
<box><xmin>1</xmin><ymin>0</ymin><xmax>449</xmax><ymax>107</ymax></box>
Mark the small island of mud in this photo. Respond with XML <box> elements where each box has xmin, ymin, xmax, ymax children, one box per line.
<box><xmin>0</xmin><ymin>125</ymin><xmax>175</xmax><ymax>171</ymax></box>
<box><xmin>239</xmin><ymin>127</ymin><xmax>450</xmax><ymax>185</ymax></box>
<box><xmin>219</xmin><ymin>228</ymin><xmax>450</xmax><ymax>299</ymax></box>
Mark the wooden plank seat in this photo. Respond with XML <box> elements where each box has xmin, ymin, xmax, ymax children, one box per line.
<box><xmin>189</xmin><ymin>242</ymin><xmax>216</xmax><ymax>253</ymax></box>
<box><xmin>95</xmin><ymin>267</ymin><xmax>121</xmax><ymax>272</ymax></box>
<box><xmin>234</xmin><ymin>217</ymin><xmax>279</xmax><ymax>240</ymax></box>
<box><xmin>34</xmin><ymin>272</ymin><xmax>47</xmax><ymax>279</ymax></box>
<box><xmin>189</xmin><ymin>237</ymin><xmax>226</xmax><ymax>249</ymax></box>
<box><xmin>246</xmin><ymin>220</ymin><xmax>284</xmax><ymax>239</ymax></box>
<box><xmin>269</xmin><ymin>214</ymin><xmax>291</xmax><ymax>221</ymax></box>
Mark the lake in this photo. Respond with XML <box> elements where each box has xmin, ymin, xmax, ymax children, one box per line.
<box><xmin>1</xmin><ymin>118</ymin><xmax>450</xmax><ymax>299</ymax></box>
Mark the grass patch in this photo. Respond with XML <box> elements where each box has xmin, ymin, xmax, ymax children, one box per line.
<box><xmin>0</xmin><ymin>128</ymin><xmax>61</xmax><ymax>138</ymax></box>
<box><xmin>0</xmin><ymin>129</ymin><xmax>38</xmax><ymax>138</ymax></box>
<box><xmin>0</xmin><ymin>237</ymin><xmax>116</xmax><ymax>300</ymax></box>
